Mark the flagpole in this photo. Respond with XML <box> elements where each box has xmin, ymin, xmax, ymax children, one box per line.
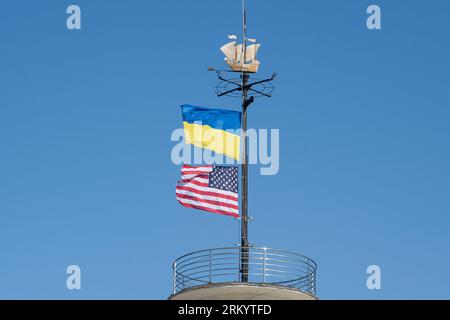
<box><xmin>240</xmin><ymin>0</ymin><xmax>250</xmax><ymax>283</ymax></box>
<box><xmin>210</xmin><ymin>0</ymin><xmax>275</xmax><ymax>284</ymax></box>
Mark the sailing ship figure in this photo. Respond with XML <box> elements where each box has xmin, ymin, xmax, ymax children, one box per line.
<box><xmin>220</xmin><ymin>35</ymin><xmax>261</xmax><ymax>73</ymax></box>
<box><xmin>169</xmin><ymin>0</ymin><xmax>318</xmax><ymax>300</ymax></box>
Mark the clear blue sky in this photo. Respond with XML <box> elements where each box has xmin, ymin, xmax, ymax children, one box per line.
<box><xmin>1</xmin><ymin>0</ymin><xmax>449</xmax><ymax>299</ymax></box>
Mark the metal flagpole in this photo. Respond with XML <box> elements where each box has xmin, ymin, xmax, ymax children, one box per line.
<box><xmin>208</xmin><ymin>0</ymin><xmax>276</xmax><ymax>284</ymax></box>
<box><xmin>240</xmin><ymin>0</ymin><xmax>250</xmax><ymax>283</ymax></box>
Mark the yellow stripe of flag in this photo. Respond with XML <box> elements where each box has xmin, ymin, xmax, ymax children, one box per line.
<box><xmin>183</xmin><ymin>122</ymin><xmax>241</xmax><ymax>161</ymax></box>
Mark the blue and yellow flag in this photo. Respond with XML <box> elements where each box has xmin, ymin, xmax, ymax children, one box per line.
<box><xmin>181</xmin><ymin>105</ymin><xmax>241</xmax><ymax>161</ymax></box>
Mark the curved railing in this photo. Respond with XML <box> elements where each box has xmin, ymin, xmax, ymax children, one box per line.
<box><xmin>172</xmin><ymin>247</ymin><xmax>317</xmax><ymax>296</ymax></box>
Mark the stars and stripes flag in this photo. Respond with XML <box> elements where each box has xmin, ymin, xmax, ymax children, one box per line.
<box><xmin>176</xmin><ymin>165</ymin><xmax>239</xmax><ymax>218</ymax></box>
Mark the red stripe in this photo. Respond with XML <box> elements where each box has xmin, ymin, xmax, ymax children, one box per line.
<box><xmin>177</xmin><ymin>200</ymin><xmax>239</xmax><ymax>218</ymax></box>
<box><xmin>182</xmin><ymin>165</ymin><xmax>213</xmax><ymax>170</ymax></box>
<box><xmin>176</xmin><ymin>193</ymin><xmax>238</xmax><ymax>210</ymax></box>
<box><xmin>176</xmin><ymin>186</ymin><xmax>238</xmax><ymax>201</ymax></box>
<box><xmin>180</xmin><ymin>179</ymin><xmax>209</xmax><ymax>187</ymax></box>
<box><xmin>181</xmin><ymin>171</ymin><xmax>210</xmax><ymax>176</ymax></box>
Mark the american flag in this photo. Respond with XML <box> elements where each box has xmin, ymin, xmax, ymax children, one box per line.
<box><xmin>176</xmin><ymin>165</ymin><xmax>239</xmax><ymax>218</ymax></box>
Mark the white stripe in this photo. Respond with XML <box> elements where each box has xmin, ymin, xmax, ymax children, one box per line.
<box><xmin>178</xmin><ymin>181</ymin><xmax>238</xmax><ymax>199</ymax></box>
<box><xmin>186</xmin><ymin>177</ymin><xmax>209</xmax><ymax>184</ymax></box>
<box><xmin>181</xmin><ymin>174</ymin><xmax>209</xmax><ymax>181</ymax></box>
<box><xmin>176</xmin><ymin>189</ymin><xmax>238</xmax><ymax>206</ymax></box>
<box><xmin>182</xmin><ymin>166</ymin><xmax>213</xmax><ymax>173</ymax></box>
<box><xmin>177</xmin><ymin>197</ymin><xmax>239</xmax><ymax>215</ymax></box>
<box><xmin>181</xmin><ymin>174</ymin><xmax>205</xmax><ymax>180</ymax></box>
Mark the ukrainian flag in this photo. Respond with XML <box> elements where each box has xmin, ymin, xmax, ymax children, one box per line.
<box><xmin>181</xmin><ymin>105</ymin><xmax>241</xmax><ymax>161</ymax></box>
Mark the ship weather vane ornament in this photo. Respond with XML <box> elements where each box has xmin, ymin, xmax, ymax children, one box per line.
<box><xmin>220</xmin><ymin>33</ymin><xmax>261</xmax><ymax>73</ymax></box>
<box><xmin>171</xmin><ymin>0</ymin><xmax>318</xmax><ymax>300</ymax></box>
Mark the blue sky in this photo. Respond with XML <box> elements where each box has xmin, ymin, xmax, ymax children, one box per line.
<box><xmin>1</xmin><ymin>0</ymin><xmax>449</xmax><ymax>299</ymax></box>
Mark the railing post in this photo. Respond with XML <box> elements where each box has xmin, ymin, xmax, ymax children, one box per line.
<box><xmin>312</xmin><ymin>271</ymin><xmax>316</xmax><ymax>295</ymax></box>
<box><xmin>263</xmin><ymin>248</ymin><xmax>267</xmax><ymax>283</ymax></box>
<box><xmin>237</xmin><ymin>247</ymin><xmax>241</xmax><ymax>281</ymax></box>
<box><xmin>209</xmin><ymin>249</ymin><xmax>212</xmax><ymax>283</ymax></box>
<box><xmin>307</xmin><ymin>261</ymin><xmax>311</xmax><ymax>293</ymax></box>
<box><xmin>172</xmin><ymin>262</ymin><xmax>177</xmax><ymax>294</ymax></box>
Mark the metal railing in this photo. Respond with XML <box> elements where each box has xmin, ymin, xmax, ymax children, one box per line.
<box><xmin>172</xmin><ymin>247</ymin><xmax>317</xmax><ymax>296</ymax></box>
